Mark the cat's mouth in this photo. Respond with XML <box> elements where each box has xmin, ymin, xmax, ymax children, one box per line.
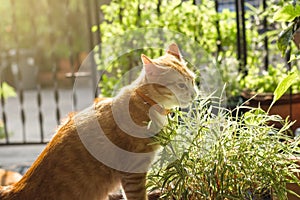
<box><xmin>178</xmin><ymin>99</ymin><xmax>192</xmax><ymax>108</ymax></box>
<box><xmin>178</xmin><ymin>94</ymin><xmax>197</xmax><ymax>108</ymax></box>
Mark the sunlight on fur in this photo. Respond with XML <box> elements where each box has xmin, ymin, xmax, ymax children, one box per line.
<box><xmin>0</xmin><ymin>43</ymin><xmax>197</xmax><ymax>200</ymax></box>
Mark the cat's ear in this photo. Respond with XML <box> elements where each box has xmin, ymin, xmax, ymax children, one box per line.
<box><xmin>141</xmin><ymin>54</ymin><xmax>169</xmax><ymax>77</ymax></box>
<box><xmin>166</xmin><ymin>43</ymin><xmax>181</xmax><ymax>60</ymax></box>
<box><xmin>141</xmin><ymin>54</ymin><xmax>152</xmax><ymax>65</ymax></box>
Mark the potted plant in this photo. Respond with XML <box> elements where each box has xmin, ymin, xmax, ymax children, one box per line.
<box><xmin>108</xmin><ymin>96</ymin><xmax>300</xmax><ymax>199</ymax></box>
<box><xmin>145</xmin><ymin>79</ymin><xmax>300</xmax><ymax>200</ymax></box>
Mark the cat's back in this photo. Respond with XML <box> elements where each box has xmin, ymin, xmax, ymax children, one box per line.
<box><xmin>0</xmin><ymin>97</ymin><xmax>121</xmax><ymax>200</ymax></box>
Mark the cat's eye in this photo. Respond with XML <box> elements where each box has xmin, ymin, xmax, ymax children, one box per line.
<box><xmin>177</xmin><ymin>83</ymin><xmax>186</xmax><ymax>89</ymax></box>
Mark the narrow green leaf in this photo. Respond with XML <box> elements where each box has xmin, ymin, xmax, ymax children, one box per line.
<box><xmin>273</xmin><ymin>72</ymin><xmax>299</xmax><ymax>103</ymax></box>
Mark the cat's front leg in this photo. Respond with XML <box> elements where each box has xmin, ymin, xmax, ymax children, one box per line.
<box><xmin>121</xmin><ymin>173</ymin><xmax>148</xmax><ymax>200</ymax></box>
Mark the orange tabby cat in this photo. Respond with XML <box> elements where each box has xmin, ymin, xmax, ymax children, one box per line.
<box><xmin>0</xmin><ymin>43</ymin><xmax>196</xmax><ymax>200</ymax></box>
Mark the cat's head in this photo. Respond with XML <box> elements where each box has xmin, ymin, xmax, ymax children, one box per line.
<box><xmin>141</xmin><ymin>43</ymin><xmax>197</xmax><ymax>109</ymax></box>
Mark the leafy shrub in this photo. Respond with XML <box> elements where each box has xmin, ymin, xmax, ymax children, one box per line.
<box><xmin>239</xmin><ymin>0</ymin><xmax>300</xmax><ymax>95</ymax></box>
<box><xmin>148</xmin><ymin>95</ymin><xmax>300</xmax><ymax>199</ymax></box>
<box><xmin>241</xmin><ymin>64</ymin><xmax>300</xmax><ymax>93</ymax></box>
<box><xmin>96</xmin><ymin>0</ymin><xmax>238</xmax><ymax>97</ymax></box>
<box><xmin>274</xmin><ymin>1</ymin><xmax>300</xmax><ymax>58</ymax></box>
<box><xmin>0</xmin><ymin>0</ymin><xmax>87</xmax><ymax>71</ymax></box>
<box><xmin>96</xmin><ymin>0</ymin><xmax>295</xmax><ymax>104</ymax></box>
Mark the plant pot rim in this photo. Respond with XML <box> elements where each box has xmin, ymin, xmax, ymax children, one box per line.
<box><xmin>288</xmin><ymin>156</ymin><xmax>300</xmax><ymax>165</ymax></box>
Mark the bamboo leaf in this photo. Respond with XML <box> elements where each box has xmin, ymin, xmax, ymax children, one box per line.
<box><xmin>272</xmin><ymin>72</ymin><xmax>300</xmax><ymax>104</ymax></box>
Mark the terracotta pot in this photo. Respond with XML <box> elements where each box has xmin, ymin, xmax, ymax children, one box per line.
<box><xmin>242</xmin><ymin>91</ymin><xmax>300</xmax><ymax>133</ymax></box>
<box><xmin>287</xmin><ymin>157</ymin><xmax>300</xmax><ymax>200</ymax></box>
<box><xmin>293</xmin><ymin>29</ymin><xmax>300</xmax><ymax>49</ymax></box>
<box><xmin>287</xmin><ymin>182</ymin><xmax>300</xmax><ymax>200</ymax></box>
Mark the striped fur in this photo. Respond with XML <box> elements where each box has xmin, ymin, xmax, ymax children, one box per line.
<box><xmin>0</xmin><ymin>44</ymin><xmax>196</xmax><ymax>200</ymax></box>
<box><xmin>121</xmin><ymin>173</ymin><xmax>148</xmax><ymax>199</ymax></box>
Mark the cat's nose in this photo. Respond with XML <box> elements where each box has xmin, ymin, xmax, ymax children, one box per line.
<box><xmin>190</xmin><ymin>91</ymin><xmax>197</xmax><ymax>100</ymax></box>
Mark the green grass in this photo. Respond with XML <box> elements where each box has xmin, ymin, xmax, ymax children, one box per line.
<box><xmin>148</xmin><ymin>95</ymin><xmax>300</xmax><ymax>200</ymax></box>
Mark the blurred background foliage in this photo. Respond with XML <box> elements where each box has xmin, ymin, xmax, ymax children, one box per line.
<box><xmin>0</xmin><ymin>0</ymin><xmax>87</xmax><ymax>52</ymax></box>
<box><xmin>1</xmin><ymin>0</ymin><xmax>298</xmax><ymax>100</ymax></box>
<box><xmin>94</xmin><ymin>0</ymin><xmax>298</xmax><ymax>102</ymax></box>
<box><xmin>0</xmin><ymin>0</ymin><xmax>88</xmax><ymax>72</ymax></box>
<box><xmin>0</xmin><ymin>0</ymin><xmax>299</xmax><ymax>106</ymax></box>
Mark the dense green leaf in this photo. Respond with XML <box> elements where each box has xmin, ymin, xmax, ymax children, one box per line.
<box><xmin>91</xmin><ymin>25</ymin><xmax>98</xmax><ymax>32</ymax></box>
<box><xmin>0</xmin><ymin>82</ymin><xmax>16</xmax><ymax>99</ymax></box>
<box><xmin>273</xmin><ymin>4</ymin><xmax>300</xmax><ymax>22</ymax></box>
<box><xmin>244</xmin><ymin>108</ymin><xmax>266</xmax><ymax>126</ymax></box>
<box><xmin>277</xmin><ymin>25</ymin><xmax>293</xmax><ymax>56</ymax></box>
<box><xmin>289</xmin><ymin>50</ymin><xmax>300</xmax><ymax>62</ymax></box>
<box><xmin>272</xmin><ymin>71</ymin><xmax>300</xmax><ymax>104</ymax></box>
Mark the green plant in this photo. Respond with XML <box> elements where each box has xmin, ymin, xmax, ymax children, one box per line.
<box><xmin>245</xmin><ymin>1</ymin><xmax>283</xmax><ymax>72</ymax></box>
<box><xmin>0</xmin><ymin>82</ymin><xmax>16</xmax><ymax>139</ymax></box>
<box><xmin>274</xmin><ymin>0</ymin><xmax>300</xmax><ymax>59</ymax></box>
<box><xmin>241</xmin><ymin>64</ymin><xmax>300</xmax><ymax>94</ymax></box>
<box><xmin>147</xmin><ymin>81</ymin><xmax>300</xmax><ymax>199</ymax></box>
<box><xmin>96</xmin><ymin>0</ymin><xmax>292</xmax><ymax>103</ymax></box>
<box><xmin>96</xmin><ymin>0</ymin><xmax>239</xmax><ymax>97</ymax></box>
<box><xmin>0</xmin><ymin>82</ymin><xmax>16</xmax><ymax>99</ymax></box>
<box><xmin>0</xmin><ymin>0</ymin><xmax>87</xmax><ymax>71</ymax></box>
<box><xmin>239</xmin><ymin>1</ymin><xmax>300</xmax><ymax>95</ymax></box>
<box><xmin>0</xmin><ymin>120</ymin><xmax>5</xmax><ymax>139</ymax></box>
<box><xmin>271</xmin><ymin>69</ymin><xmax>300</xmax><ymax>108</ymax></box>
